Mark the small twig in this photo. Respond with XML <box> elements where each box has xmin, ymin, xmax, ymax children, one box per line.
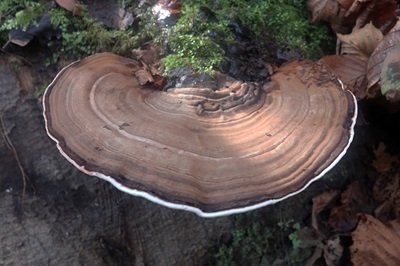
<box><xmin>0</xmin><ymin>113</ymin><xmax>29</xmax><ymax>198</ymax></box>
<box><xmin>2</xmin><ymin>39</ymin><xmax>11</xmax><ymax>49</ymax></box>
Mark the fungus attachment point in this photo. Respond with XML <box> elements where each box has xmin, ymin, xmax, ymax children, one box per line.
<box><xmin>43</xmin><ymin>53</ymin><xmax>357</xmax><ymax>217</ymax></box>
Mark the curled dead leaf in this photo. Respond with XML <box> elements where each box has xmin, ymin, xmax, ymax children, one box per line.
<box><xmin>321</xmin><ymin>54</ymin><xmax>367</xmax><ymax>99</ymax></box>
<box><xmin>367</xmin><ymin>21</ymin><xmax>400</xmax><ymax>93</ymax></box>
<box><xmin>372</xmin><ymin>142</ymin><xmax>399</xmax><ymax>173</ymax></box>
<box><xmin>337</xmin><ymin>0</ymin><xmax>356</xmax><ymax>10</ymax></box>
<box><xmin>55</xmin><ymin>0</ymin><xmax>82</xmax><ymax>15</ymax></box>
<box><xmin>323</xmin><ymin>235</ymin><xmax>343</xmax><ymax>266</ymax></box>
<box><xmin>351</xmin><ymin>214</ymin><xmax>400</xmax><ymax>266</ymax></box>
<box><xmin>311</xmin><ymin>190</ymin><xmax>339</xmax><ymax>233</ymax></box>
<box><xmin>328</xmin><ymin>205</ymin><xmax>358</xmax><ymax>232</ymax></box>
<box><xmin>132</xmin><ymin>45</ymin><xmax>160</xmax><ymax>66</ymax></box>
<box><xmin>373</xmin><ymin>159</ymin><xmax>400</xmax><ymax>220</ymax></box>
<box><xmin>135</xmin><ymin>69</ymin><xmax>154</xmax><ymax>85</ymax></box>
<box><xmin>365</xmin><ymin>0</ymin><xmax>397</xmax><ymax>32</ymax></box>
<box><xmin>337</xmin><ymin>22</ymin><xmax>383</xmax><ymax>59</ymax></box>
<box><xmin>340</xmin><ymin>181</ymin><xmax>368</xmax><ymax>206</ymax></box>
<box><xmin>328</xmin><ymin>181</ymin><xmax>368</xmax><ymax>232</ymax></box>
<box><xmin>380</xmin><ymin>47</ymin><xmax>400</xmax><ymax>102</ymax></box>
<box><xmin>309</xmin><ymin>0</ymin><xmax>397</xmax><ymax>34</ymax></box>
<box><xmin>307</xmin><ymin>0</ymin><xmax>350</xmax><ymax>33</ymax></box>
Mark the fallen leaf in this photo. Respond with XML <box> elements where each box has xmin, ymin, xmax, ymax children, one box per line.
<box><xmin>311</xmin><ymin>190</ymin><xmax>339</xmax><ymax>233</ymax></box>
<box><xmin>337</xmin><ymin>0</ymin><xmax>355</xmax><ymax>10</ymax></box>
<box><xmin>368</xmin><ymin>0</ymin><xmax>397</xmax><ymax>32</ymax></box>
<box><xmin>367</xmin><ymin>21</ymin><xmax>400</xmax><ymax>93</ymax></box>
<box><xmin>323</xmin><ymin>235</ymin><xmax>343</xmax><ymax>266</ymax></box>
<box><xmin>328</xmin><ymin>181</ymin><xmax>368</xmax><ymax>232</ymax></box>
<box><xmin>307</xmin><ymin>0</ymin><xmax>350</xmax><ymax>33</ymax></box>
<box><xmin>132</xmin><ymin>45</ymin><xmax>160</xmax><ymax>66</ymax></box>
<box><xmin>340</xmin><ymin>181</ymin><xmax>368</xmax><ymax>206</ymax></box>
<box><xmin>372</xmin><ymin>142</ymin><xmax>399</xmax><ymax>173</ymax></box>
<box><xmin>305</xmin><ymin>246</ymin><xmax>323</xmax><ymax>266</ymax></box>
<box><xmin>321</xmin><ymin>54</ymin><xmax>367</xmax><ymax>98</ymax></box>
<box><xmin>309</xmin><ymin>0</ymin><xmax>397</xmax><ymax>35</ymax></box>
<box><xmin>379</xmin><ymin>47</ymin><xmax>400</xmax><ymax>101</ymax></box>
<box><xmin>152</xmin><ymin>74</ymin><xmax>167</xmax><ymax>90</ymax></box>
<box><xmin>135</xmin><ymin>69</ymin><xmax>154</xmax><ymax>85</ymax></box>
<box><xmin>55</xmin><ymin>0</ymin><xmax>81</xmax><ymax>15</ymax></box>
<box><xmin>372</xmin><ymin>144</ymin><xmax>400</xmax><ymax>219</ymax></box>
<box><xmin>373</xmin><ymin>171</ymin><xmax>400</xmax><ymax>220</ymax></box>
<box><xmin>351</xmin><ymin>214</ymin><xmax>400</xmax><ymax>266</ymax></box>
<box><xmin>328</xmin><ymin>205</ymin><xmax>358</xmax><ymax>232</ymax></box>
<box><xmin>337</xmin><ymin>22</ymin><xmax>383</xmax><ymax>59</ymax></box>
<box><xmin>343</xmin><ymin>0</ymin><xmax>396</xmax><ymax>31</ymax></box>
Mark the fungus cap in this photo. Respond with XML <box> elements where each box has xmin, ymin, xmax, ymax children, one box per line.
<box><xmin>43</xmin><ymin>53</ymin><xmax>357</xmax><ymax>217</ymax></box>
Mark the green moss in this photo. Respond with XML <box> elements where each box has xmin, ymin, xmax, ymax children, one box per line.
<box><xmin>48</xmin><ymin>6</ymin><xmax>160</xmax><ymax>59</ymax></box>
<box><xmin>0</xmin><ymin>0</ymin><xmax>47</xmax><ymax>44</ymax></box>
<box><xmin>214</xmin><ymin>216</ymin><xmax>312</xmax><ymax>266</ymax></box>
<box><xmin>1</xmin><ymin>1</ymin><xmax>159</xmax><ymax>62</ymax></box>
<box><xmin>218</xmin><ymin>0</ymin><xmax>331</xmax><ymax>57</ymax></box>
<box><xmin>1</xmin><ymin>0</ymin><xmax>332</xmax><ymax>75</ymax></box>
<box><xmin>0</xmin><ymin>1</ymin><xmax>46</xmax><ymax>31</ymax></box>
<box><xmin>163</xmin><ymin>3</ymin><xmax>233</xmax><ymax>74</ymax></box>
<box><xmin>164</xmin><ymin>0</ymin><xmax>332</xmax><ymax>73</ymax></box>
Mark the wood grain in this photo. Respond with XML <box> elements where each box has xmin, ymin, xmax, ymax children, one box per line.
<box><xmin>43</xmin><ymin>53</ymin><xmax>357</xmax><ymax>216</ymax></box>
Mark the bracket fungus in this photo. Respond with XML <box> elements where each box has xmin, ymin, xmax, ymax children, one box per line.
<box><xmin>43</xmin><ymin>53</ymin><xmax>357</xmax><ymax>217</ymax></box>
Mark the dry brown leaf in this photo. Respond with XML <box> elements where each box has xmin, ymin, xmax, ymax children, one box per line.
<box><xmin>132</xmin><ymin>45</ymin><xmax>160</xmax><ymax>66</ymax></box>
<box><xmin>340</xmin><ymin>181</ymin><xmax>368</xmax><ymax>206</ymax></box>
<box><xmin>372</xmin><ymin>142</ymin><xmax>400</xmax><ymax>219</ymax></box>
<box><xmin>379</xmin><ymin>47</ymin><xmax>400</xmax><ymax>102</ymax></box>
<box><xmin>55</xmin><ymin>0</ymin><xmax>81</xmax><ymax>15</ymax></box>
<box><xmin>309</xmin><ymin>0</ymin><xmax>396</xmax><ymax>34</ymax></box>
<box><xmin>367</xmin><ymin>22</ymin><xmax>400</xmax><ymax>92</ymax></box>
<box><xmin>372</xmin><ymin>142</ymin><xmax>399</xmax><ymax>173</ymax></box>
<box><xmin>329</xmin><ymin>205</ymin><xmax>359</xmax><ymax>232</ymax></box>
<box><xmin>135</xmin><ymin>69</ymin><xmax>154</xmax><ymax>85</ymax></box>
<box><xmin>368</xmin><ymin>0</ymin><xmax>397</xmax><ymax>32</ymax></box>
<box><xmin>337</xmin><ymin>0</ymin><xmax>356</xmax><ymax>10</ymax></box>
<box><xmin>351</xmin><ymin>214</ymin><xmax>400</xmax><ymax>266</ymax></box>
<box><xmin>307</xmin><ymin>0</ymin><xmax>350</xmax><ymax>33</ymax></box>
<box><xmin>132</xmin><ymin>45</ymin><xmax>166</xmax><ymax>89</ymax></box>
<box><xmin>328</xmin><ymin>181</ymin><xmax>368</xmax><ymax>232</ymax></box>
<box><xmin>343</xmin><ymin>0</ymin><xmax>396</xmax><ymax>31</ymax></box>
<box><xmin>305</xmin><ymin>246</ymin><xmax>323</xmax><ymax>266</ymax></box>
<box><xmin>345</xmin><ymin>0</ymin><xmax>368</xmax><ymax>19</ymax></box>
<box><xmin>323</xmin><ymin>235</ymin><xmax>343</xmax><ymax>266</ymax></box>
<box><xmin>337</xmin><ymin>22</ymin><xmax>383</xmax><ymax>59</ymax></box>
<box><xmin>373</xmin><ymin>168</ymin><xmax>400</xmax><ymax>220</ymax></box>
<box><xmin>307</xmin><ymin>0</ymin><xmax>340</xmax><ymax>22</ymax></box>
<box><xmin>321</xmin><ymin>54</ymin><xmax>367</xmax><ymax>98</ymax></box>
<box><xmin>311</xmin><ymin>190</ymin><xmax>339</xmax><ymax>233</ymax></box>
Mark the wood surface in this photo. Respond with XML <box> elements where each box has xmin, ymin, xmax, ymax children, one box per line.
<box><xmin>43</xmin><ymin>53</ymin><xmax>357</xmax><ymax>216</ymax></box>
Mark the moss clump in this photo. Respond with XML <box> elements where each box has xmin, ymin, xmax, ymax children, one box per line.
<box><xmin>218</xmin><ymin>0</ymin><xmax>331</xmax><ymax>57</ymax></box>
<box><xmin>0</xmin><ymin>1</ymin><xmax>160</xmax><ymax>61</ymax></box>
<box><xmin>163</xmin><ymin>3</ymin><xmax>233</xmax><ymax>74</ymax></box>
<box><xmin>164</xmin><ymin>0</ymin><xmax>332</xmax><ymax>73</ymax></box>
<box><xmin>214</xmin><ymin>216</ymin><xmax>312</xmax><ymax>266</ymax></box>
<box><xmin>0</xmin><ymin>1</ymin><xmax>46</xmax><ymax>31</ymax></box>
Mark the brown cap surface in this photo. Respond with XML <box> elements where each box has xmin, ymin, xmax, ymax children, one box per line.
<box><xmin>43</xmin><ymin>53</ymin><xmax>357</xmax><ymax>217</ymax></box>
